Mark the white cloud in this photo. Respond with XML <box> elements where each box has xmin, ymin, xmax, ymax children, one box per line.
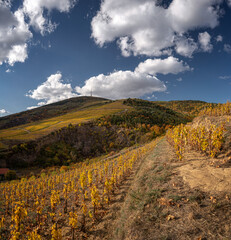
<box><xmin>0</xmin><ymin>109</ymin><xmax>9</xmax><ymax>116</ymax></box>
<box><xmin>174</xmin><ymin>36</ymin><xmax>198</xmax><ymax>58</ymax></box>
<box><xmin>26</xmin><ymin>72</ymin><xmax>78</xmax><ymax>107</ymax></box>
<box><xmin>0</xmin><ymin>0</ymin><xmax>77</xmax><ymax>66</ymax></box>
<box><xmin>198</xmin><ymin>32</ymin><xmax>213</xmax><ymax>52</ymax></box>
<box><xmin>0</xmin><ymin>4</ymin><xmax>32</xmax><ymax>65</ymax></box>
<box><xmin>216</xmin><ymin>35</ymin><xmax>223</xmax><ymax>42</ymax></box>
<box><xmin>27</xmin><ymin>106</ymin><xmax>38</xmax><ymax>110</ymax></box>
<box><xmin>22</xmin><ymin>0</ymin><xmax>77</xmax><ymax>35</ymax></box>
<box><xmin>168</xmin><ymin>0</ymin><xmax>221</xmax><ymax>32</ymax></box>
<box><xmin>91</xmin><ymin>0</ymin><xmax>222</xmax><ymax>57</ymax></box>
<box><xmin>75</xmin><ymin>57</ymin><xmax>191</xmax><ymax>99</ymax></box>
<box><xmin>135</xmin><ymin>56</ymin><xmax>191</xmax><ymax>75</ymax></box>
<box><xmin>0</xmin><ymin>109</ymin><xmax>7</xmax><ymax>114</ymax></box>
<box><xmin>224</xmin><ymin>44</ymin><xmax>231</xmax><ymax>53</ymax></box>
<box><xmin>76</xmin><ymin>71</ymin><xmax>166</xmax><ymax>100</ymax></box>
<box><xmin>177</xmin><ymin>77</ymin><xmax>183</xmax><ymax>82</ymax></box>
<box><xmin>7</xmin><ymin>43</ymin><xmax>28</xmax><ymax>66</ymax></box>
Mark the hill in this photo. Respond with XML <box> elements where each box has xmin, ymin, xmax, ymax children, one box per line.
<box><xmin>0</xmin><ymin>100</ymin><xmax>131</xmax><ymax>144</ymax></box>
<box><xmin>0</xmin><ymin>98</ymin><xmax>191</xmax><ymax>168</ymax></box>
<box><xmin>154</xmin><ymin>100</ymin><xmax>215</xmax><ymax>117</ymax></box>
<box><xmin>0</xmin><ymin>96</ymin><xmax>109</xmax><ymax>130</ymax></box>
<box><xmin>0</xmin><ymin>101</ymin><xmax>231</xmax><ymax>239</ymax></box>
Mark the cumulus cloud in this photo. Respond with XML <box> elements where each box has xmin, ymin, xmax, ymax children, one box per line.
<box><xmin>198</xmin><ymin>32</ymin><xmax>213</xmax><ymax>52</ymax></box>
<box><xmin>76</xmin><ymin>71</ymin><xmax>166</xmax><ymax>99</ymax></box>
<box><xmin>22</xmin><ymin>0</ymin><xmax>77</xmax><ymax>35</ymax></box>
<box><xmin>75</xmin><ymin>57</ymin><xmax>191</xmax><ymax>99</ymax></box>
<box><xmin>224</xmin><ymin>44</ymin><xmax>231</xmax><ymax>53</ymax></box>
<box><xmin>91</xmin><ymin>0</ymin><xmax>222</xmax><ymax>57</ymax></box>
<box><xmin>0</xmin><ymin>4</ymin><xmax>32</xmax><ymax>65</ymax></box>
<box><xmin>26</xmin><ymin>72</ymin><xmax>78</xmax><ymax>107</ymax></box>
<box><xmin>174</xmin><ymin>36</ymin><xmax>198</xmax><ymax>58</ymax></box>
<box><xmin>135</xmin><ymin>56</ymin><xmax>191</xmax><ymax>75</ymax></box>
<box><xmin>0</xmin><ymin>0</ymin><xmax>77</xmax><ymax>66</ymax></box>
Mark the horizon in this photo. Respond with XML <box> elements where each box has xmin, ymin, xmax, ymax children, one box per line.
<box><xmin>0</xmin><ymin>95</ymin><xmax>217</xmax><ymax>118</ymax></box>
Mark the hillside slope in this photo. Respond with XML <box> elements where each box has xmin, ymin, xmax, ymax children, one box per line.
<box><xmin>0</xmin><ymin>98</ymin><xmax>192</xmax><ymax>168</ymax></box>
<box><xmin>0</xmin><ymin>96</ymin><xmax>109</xmax><ymax>130</ymax></box>
<box><xmin>2</xmin><ymin>133</ymin><xmax>231</xmax><ymax>239</ymax></box>
<box><xmin>1</xmin><ymin>102</ymin><xmax>231</xmax><ymax>239</ymax></box>
<box><xmin>154</xmin><ymin>100</ymin><xmax>214</xmax><ymax>117</ymax></box>
<box><xmin>0</xmin><ymin>100</ymin><xmax>131</xmax><ymax>143</ymax></box>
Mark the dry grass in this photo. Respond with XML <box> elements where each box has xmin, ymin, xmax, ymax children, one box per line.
<box><xmin>0</xmin><ymin>101</ymin><xmax>132</xmax><ymax>141</ymax></box>
<box><xmin>105</xmin><ymin>137</ymin><xmax>231</xmax><ymax>240</ymax></box>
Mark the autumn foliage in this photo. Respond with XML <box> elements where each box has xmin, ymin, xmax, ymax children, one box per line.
<box><xmin>167</xmin><ymin>121</ymin><xmax>225</xmax><ymax>160</ymax></box>
<box><xmin>0</xmin><ymin>140</ymin><xmax>157</xmax><ymax>239</ymax></box>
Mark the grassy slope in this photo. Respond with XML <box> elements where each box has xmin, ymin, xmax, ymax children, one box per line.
<box><xmin>0</xmin><ymin>99</ymin><xmax>206</xmax><ymax>149</ymax></box>
<box><xmin>119</xmin><ymin>98</ymin><xmax>191</xmax><ymax>126</ymax></box>
<box><xmin>0</xmin><ymin>96</ymin><xmax>109</xmax><ymax>130</ymax></box>
<box><xmin>154</xmin><ymin>100</ymin><xmax>215</xmax><ymax>117</ymax></box>
<box><xmin>0</xmin><ymin>100</ymin><xmax>131</xmax><ymax>143</ymax></box>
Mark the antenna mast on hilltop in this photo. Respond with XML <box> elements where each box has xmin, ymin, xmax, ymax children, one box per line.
<box><xmin>90</xmin><ymin>88</ymin><xmax>93</xmax><ymax>97</ymax></box>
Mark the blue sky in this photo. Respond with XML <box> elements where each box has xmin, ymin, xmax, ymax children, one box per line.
<box><xmin>0</xmin><ymin>0</ymin><xmax>231</xmax><ymax>116</ymax></box>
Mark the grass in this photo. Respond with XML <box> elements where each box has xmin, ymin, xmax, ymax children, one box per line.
<box><xmin>0</xmin><ymin>101</ymin><xmax>132</xmax><ymax>142</ymax></box>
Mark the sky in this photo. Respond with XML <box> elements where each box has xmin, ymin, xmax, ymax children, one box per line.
<box><xmin>1</xmin><ymin>0</ymin><xmax>231</xmax><ymax>116</ymax></box>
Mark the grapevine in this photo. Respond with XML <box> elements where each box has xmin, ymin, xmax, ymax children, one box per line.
<box><xmin>0</xmin><ymin>139</ymin><xmax>158</xmax><ymax>239</ymax></box>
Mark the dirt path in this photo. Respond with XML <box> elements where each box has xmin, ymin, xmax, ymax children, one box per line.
<box><xmin>108</xmin><ymin>137</ymin><xmax>231</xmax><ymax>240</ymax></box>
<box><xmin>81</xmin><ymin>137</ymin><xmax>231</xmax><ymax>239</ymax></box>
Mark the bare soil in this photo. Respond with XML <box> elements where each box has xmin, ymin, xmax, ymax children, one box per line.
<box><xmin>177</xmin><ymin>152</ymin><xmax>231</xmax><ymax>193</ymax></box>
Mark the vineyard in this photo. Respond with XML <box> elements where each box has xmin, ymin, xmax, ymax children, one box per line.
<box><xmin>199</xmin><ymin>101</ymin><xmax>231</xmax><ymax>117</ymax></box>
<box><xmin>166</xmin><ymin>101</ymin><xmax>231</xmax><ymax>161</ymax></box>
<box><xmin>0</xmin><ymin>101</ymin><xmax>131</xmax><ymax>143</ymax></box>
<box><xmin>1</xmin><ymin>99</ymin><xmax>231</xmax><ymax>239</ymax></box>
<box><xmin>167</xmin><ymin>121</ymin><xmax>226</xmax><ymax>161</ymax></box>
<box><xmin>0</xmin><ymin>139</ymin><xmax>158</xmax><ymax>239</ymax></box>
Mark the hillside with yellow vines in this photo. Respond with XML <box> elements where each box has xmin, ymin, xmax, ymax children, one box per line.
<box><xmin>1</xmin><ymin>100</ymin><xmax>231</xmax><ymax>239</ymax></box>
<box><xmin>0</xmin><ymin>100</ymin><xmax>131</xmax><ymax>142</ymax></box>
<box><xmin>0</xmin><ymin>138</ymin><xmax>158</xmax><ymax>239</ymax></box>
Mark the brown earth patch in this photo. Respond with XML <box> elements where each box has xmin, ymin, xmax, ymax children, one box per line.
<box><xmin>176</xmin><ymin>115</ymin><xmax>231</xmax><ymax>194</ymax></box>
<box><xmin>177</xmin><ymin>158</ymin><xmax>231</xmax><ymax>193</ymax></box>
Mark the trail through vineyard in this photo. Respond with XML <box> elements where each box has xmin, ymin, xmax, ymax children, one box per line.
<box><xmin>108</xmin><ymin>137</ymin><xmax>231</xmax><ymax>240</ymax></box>
<box><xmin>2</xmin><ymin>112</ymin><xmax>231</xmax><ymax>239</ymax></box>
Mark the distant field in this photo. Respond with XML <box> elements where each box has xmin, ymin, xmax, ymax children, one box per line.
<box><xmin>0</xmin><ymin>101</ymin><xmax>132</xmax><ymax>143</ymax></box>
